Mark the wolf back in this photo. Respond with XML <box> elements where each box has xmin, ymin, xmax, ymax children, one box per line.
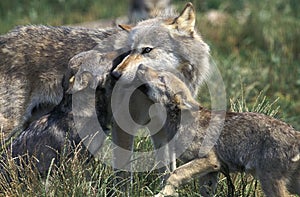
<box><xmin>0</xmin><ymin>25</ymin><xmax>128</xmax><ymax>136</ymax></box>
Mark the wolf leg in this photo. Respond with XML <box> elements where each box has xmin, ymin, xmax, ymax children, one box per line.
<box><xmin>287</xmin><ymin>163</ymin><xmax>300</xmax><ymax>195</ymax></box>
<box><xmin>151</xmin><ymin>128</ymin><xmax>173</xmax><ymax>172</ymax></box>
<box><xmin>156</xmin><ymin>150</ymin><xmax>221</xmax><ymax>197</ymax></box>
<box><xmin>111</xmin><ymin>123</ymin><xmax>135</xmax><ymax>189</ymax></box>
<box><xmin>259</xmin><ymin>173</ymin><xmax>291</xmax><ymax>197</ymax></box>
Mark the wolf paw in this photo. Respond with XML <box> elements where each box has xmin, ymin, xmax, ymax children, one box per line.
<box><xmin>154</xmin><ymin>193</ymin><xmax>178</xmax><ymax>197</ymax></box>
<box><xmin>154</xmin><ymin>184</ymin><xmax>178</xmax><ymax>197</ymax></box>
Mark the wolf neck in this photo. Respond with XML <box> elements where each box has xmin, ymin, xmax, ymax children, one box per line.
<box><xmin>174</xmin><ymin>38</ymin><xmax>211</xmax><ymax>96</ymax></box>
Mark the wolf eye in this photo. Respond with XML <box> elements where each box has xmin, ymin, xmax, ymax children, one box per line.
<box><xmin>158</xmin><ymin>76</ymin><xmax>165</xmax><ymax>83</ymax></box>
<box><xmin>141</xmin><ymin>47</ymin><xmax>153</xmax><ymax>54</ymax></box>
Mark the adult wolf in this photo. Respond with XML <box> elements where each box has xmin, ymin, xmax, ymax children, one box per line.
<box><xmin>110</xmin><ymin>3</ymin><xmax>218</xmax><ymax>190</ymax></box>
<box><xmin>135</xmin><ymin>65</ymin><xmax>300</xmax><ymax>197</ymax></box>
<box><xmin>0</xmin><ymin>25</ymin><xmax>128</xmax><ymax>138</ymax></box>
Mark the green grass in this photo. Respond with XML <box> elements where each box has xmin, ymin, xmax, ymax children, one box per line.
<box><xmin>0</xmin><ymin>0</ymin><xmax>299</xmax><ymax>196</ymax></box>
<box><xmin>0</xmin><ymin>0</ymin><xmax>128</xmax><ymax>33</ymax></box>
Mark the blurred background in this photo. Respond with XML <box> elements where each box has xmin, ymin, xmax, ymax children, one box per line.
<box><xmin>0</xmin><ymin>0</ymin><xmax>299</xmax><ymax>130</ymax></box>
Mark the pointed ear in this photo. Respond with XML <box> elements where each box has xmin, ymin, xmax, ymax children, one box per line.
<box><xmin>66</xmin><ymin>72</ymin><xmax>92</xmax><ymax>94</ymax></box>
<box><xmin>118</xmin><ymin>24</ymin><xmax>133</xmax><ymax>32</ymax></box>
<box><xmin>172</xmin><ymin>2</ymin><xmax>196</xmax><ymax>35</ymax></box>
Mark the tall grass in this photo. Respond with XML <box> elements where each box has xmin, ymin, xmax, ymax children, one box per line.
<box><xmin>0</xmin><ymin>0</ymin><xmax>299</xmax><ymax>196</ymax></box>
<box><xmin>0</xmin><ymin>91</ymin><xmax>277</xmax><ymax>196</ymax></box>
<box><xmin>196</xmin><ymin>0</ymin><xmax>300</xmax><ymax>130</ymax></box>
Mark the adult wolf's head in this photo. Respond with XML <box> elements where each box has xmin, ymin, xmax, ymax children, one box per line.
<box><xmin>111</xmin><ymin>2</ymin><xmax>210</xmax><ymax>96</ymax></box>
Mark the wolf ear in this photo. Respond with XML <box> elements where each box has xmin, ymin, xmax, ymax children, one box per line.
<box><xmin>67</xmin><ymin>72</ymin><xmax>94</xmax><ymax>94</ymax></box>
<box><xmin>171</xmin><ymin>2</ymin><xmax>196</xmax><ymax>35</ymax></box>
<box><xmin>118</xmin><ymin>24</ymin><xmax>133</xmax><ymax>32</ymax></box>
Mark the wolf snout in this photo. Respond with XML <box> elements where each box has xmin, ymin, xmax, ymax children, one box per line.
<box><xmin>110</xmin><ymin>70</ymin><xmax>122</xmax><ymax>80</ymax></box>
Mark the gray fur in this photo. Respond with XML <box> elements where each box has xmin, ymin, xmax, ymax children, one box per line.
<box><xmin>110</xmin><ymin>3</ymin><xmax>213</xmax><ymax>192</ymax></box>
<box><xmin>4</xmin><ymin>49</ymin><xmax>126</xmax><ymax>176</ymax></box>
<box><xmin>112</xmin><ymin>12</ymin><xmax>210</xmax><ymax>95</ymax></box>
<box><xmin>0</xmin><ymin>25</ymin><xmax>128</xmax><ymax>137</ymax></box>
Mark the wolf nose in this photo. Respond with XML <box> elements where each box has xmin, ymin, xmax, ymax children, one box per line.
<box><xmin>138</xmin><ymin>64</ymin><xmax>147</xmax><ymax>71</ymax></box>
<box><xmin>110</xmin><ymin>70</ymin><xmax>122</xmax><ymax>80</ymax></box>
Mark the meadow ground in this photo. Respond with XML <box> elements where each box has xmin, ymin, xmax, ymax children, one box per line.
<box><xmin>0</xmin><ymin>0</ymin><xmax>299</xmax><ymax>196</ymax></box>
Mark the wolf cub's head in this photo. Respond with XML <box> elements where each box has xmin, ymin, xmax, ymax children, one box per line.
<box><xmin>136</xmin><ymin>64</ymin><xmax>200</xmax><ymax>111</ymax></box>
<box><xmin>111</xmin><ymin>2</ymin><xmax>211</xmax><ymax>96</ymax></box>
<box><xmin>67</xmin><ymin>50</ymin><xmax>110</xmax><ymax>94</ymax></box>
<box><xmin>67</xmin><ymin>49</ymin><xmax>128</xmax><ymax>94</ymax></box>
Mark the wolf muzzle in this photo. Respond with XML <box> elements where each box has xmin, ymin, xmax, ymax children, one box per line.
<box><xmin>110</xmin><ymin>50</ymin><xmax>131</xmax><ymax>80</ymax></box>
